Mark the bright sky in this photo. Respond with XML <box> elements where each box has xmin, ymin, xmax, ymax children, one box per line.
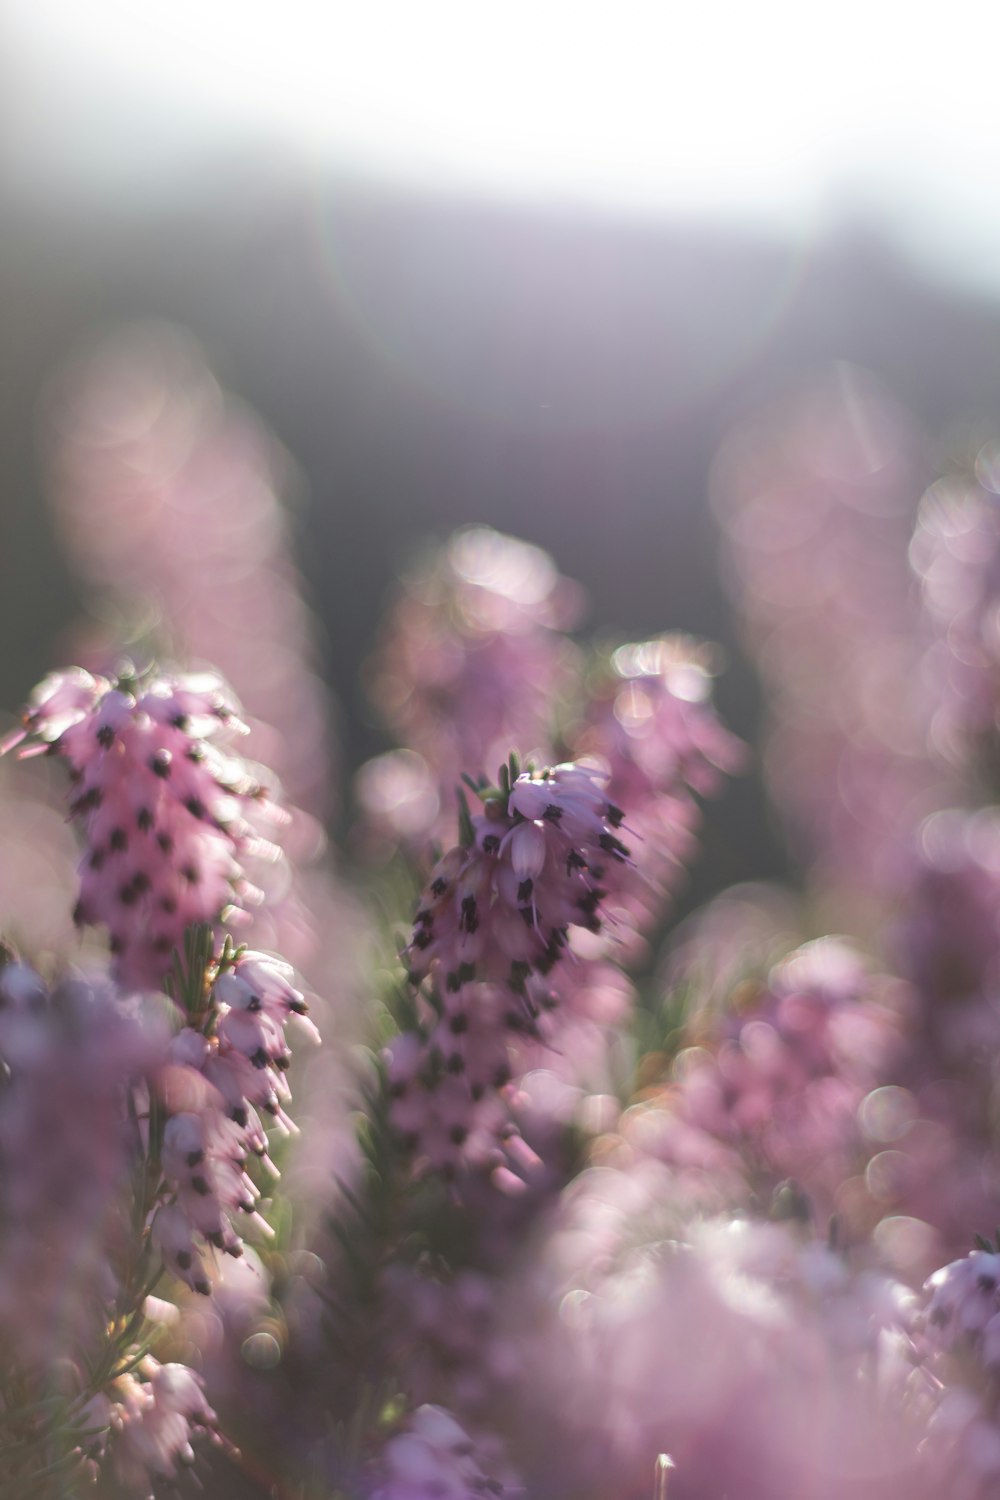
<box><xmin>7</xmin><ymin>1</ymin><xmax>1000</xmax><ymax>291</ymax></box>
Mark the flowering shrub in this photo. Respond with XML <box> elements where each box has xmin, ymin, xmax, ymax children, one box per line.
<box><xmin>8</xmin><ymin>338</ymin><xmax>1000</xmax><ymax>1499</ymax></box>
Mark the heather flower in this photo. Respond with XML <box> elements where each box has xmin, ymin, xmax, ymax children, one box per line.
<box><xmin>154</xmin><ymin>948</ymin><xmax>319</xmax><ymax>1294</ymax></box>
<box><xmin>381</xmin><ymin>1266</ymin><xmax>522</xmax><ymax>1423</ymax></box>
<box><xmin>366</xmin><ymin>1404</ymin><xmax>523</xmax><ymax>1500</ymax></box>
<box><xmin>516</xmin><ymin>1206</ymin><xmax>930</xmax><ymax>1500</ymax></box>
<box><xmin>364</xmin><ymin>527</ymin><xmax>582</xmax><ymax>848</ymax></box>
<box><xmin>922</xmin><ymin>1250</ymin><xmax>1000</xmax><ymax>1353</ymax></box>
<box><xmin>390</xmin><ymin>759</ymin><xmax>626</xmax><ymax>1178</ymax></box>
<box><xmin>0</xmin><ymin>960</ymin><xmax>157</xmax><ymax>1369</ymax></box>
<box><xmin>910</xmin><ymin>458</ymin><xmax>1000</xmax><ymax>778</ymax></box>
<box><xmin>712</xmin><ymin>370</ymin><xmax>947</xmax><ymax>916</ymax></box>
<box><xmin>572</xmin><ymin>634</ymin><xmax>744</xmax><ymax>945</ymax></box>
<box><xmin>108</xmin><ymin>1357</ymin><xmax>224</xmax><ymax>1497</ymax></box>
<box><xmin>403</xmin><ymin>761</ymin><xmax>626</xmax><ymax>992</ymax></box>
<box><xmin>617</xmin><ymin>937</ymin><xmax>906</xmax><ymax>1228</ymax></box>
<box><xmin>45</xmin><ymin>324</ymin><xmax>335</xmax><ymax>824</ymax></box>
<box><xmin>863</xmin><ymin>809</ymin><xmax>1000</xmax><ymax>1263</ymax></box>
<box><xmin>912</xmin><ymin>1246</ymin><xmax>1000</xmax><ymax>1498</ymax></box>
<box><xmin>2</xmin><ymin>666</ymin><xmax>282</xmax><ymax>988</ymax></box>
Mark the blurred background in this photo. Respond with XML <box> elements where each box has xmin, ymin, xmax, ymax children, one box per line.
<box><xmin>4</xmin><ymin>0</ymin><xmax>1000</xmax><ymax>911</ymax></box>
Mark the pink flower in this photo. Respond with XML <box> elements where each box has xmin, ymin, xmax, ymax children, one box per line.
<box><xmin>362</xmin><ymin>526</ymin><xmax>582</xmax><ymax>851</ymax></box>
<box><xmin>3</xmin><ymin>666</ymin><xmax>283</xmax><ymax>988</ymax></box>
<box><xmin>154</xmin><ymin>950</ymin><xmax>318</xmax><ymax>1294</ymax></box>
<box><xmin>109</xmin><ymin>1357</ymin><xmax>224</xmax><ymax>1496</ymax></box>
<box><xmin>404</xmin><ymin>762</ymin><xmax>625</xmax><ymax>992</ymax></box>
<box><xmin>572</xmin><ymin>634</ymin><xmax>744</xmax><ymax>947</ymax></box>
<box><xmin>0</xmin><ymin>960</ymin><xmax>158</xmax><ymax>1367</ymax></box>
<box><xmin>367</xmin><ymin>1404</ymin><xmax>522</xmax><ymax>1499</ymax></box>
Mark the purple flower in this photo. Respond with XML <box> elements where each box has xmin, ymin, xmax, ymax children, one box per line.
<box><xmin>713</xmin><ymin>371</ymin><xmax>947</xmax><ymax>908</ymax></box>
<box><xmin>573</xmin><ymin>635</ymin><xmax>744</xmax><ymax>945</ymax></box>
<box><xmin>404</xmin><ymin>762</ymin><xmax>625</xmax><ymax>992</ymax></box>
<box><xmin>923</xmin><ymin>1250</ymin><xmax>1000</xmax><ymax>1354</ymax></box>
<box><xmin>108</xmin><ymin>1357</ymin><xmax>224</xmax><ymax>1497</ymax></box>
<box><xmin>389</xmin><ymin>760</ymin><xmax>628</xmax><ymax>1178</ymax></box>
<box><xmin>362</xmin><ymin>527</ymin><xmax>582</xmax><ymax>852</ymax></box>
<box><xmin>911</xmin><ymin>466</ymin><xmax>1000</xmax><ymax>773</ymax></box>
<box><xmin>617</xmin><ymin>937</ymin><xmax>905</xmax><ymax>1227</ymax></box>
<box><xmin>154</xmin><ymin>949</ymin><xmax>319</xmax><ymax>1294</ymax></box>
<box><xmin>0</xmin><ymin>960</ymin><xmax>158</xmax><ymax>1368</ymax></box>
<box><xmin>3</xmin><ymin>666</ymin><xmax>283</xmax><ymax>988</ymax></box>
<box><xmin>367</xmin><ymin>1404</ymin><xmax>523</xmax><ymax>1500</ymax></box>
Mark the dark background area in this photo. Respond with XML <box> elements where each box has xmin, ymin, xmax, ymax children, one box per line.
<box><xmin>3</xmin><ymin>159</ymin><xmax>999</xmax><ymax>913</ymax></box>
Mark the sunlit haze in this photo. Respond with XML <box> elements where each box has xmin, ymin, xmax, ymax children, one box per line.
<box><xmin>6</xmin><ymin>0</ymin><xmax>1000</xmax><ymax>290</ymax></box>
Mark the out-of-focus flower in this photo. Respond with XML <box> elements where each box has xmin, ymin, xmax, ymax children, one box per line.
<box><xmin>362</xmin><ymin>527</ymin><xmax>582</xmax><ymax>850</ymax></box>
<box><xmin>3</xmin><ymin>665</ymin><xmax>282</xmax><ymax>989</ymax></box>
<box><xmin>873</xmin><ymin>808</ymin><xmax>1000</xmax><ymax>1266</ymax></box>
<box><xmin>380</xmin><ymin>1265</ymin><xmax>522</xmax><ymax>1423</ymax></box>
<box><xmin>573</xmin><ymin>634</ymin><xmax>744</xmax><ymax>949</ymax></box>
<box><xmin>0</xmin><ymin>960</ymin><xmax>158</xmax><ymax>1369</ymax></box>
<box><xmin>911</xmin><ymin>1245</ymin><xmax>1000</xmax><ymax>1499</ymax></box>
<box><xmin>910</xmin><ymin>452</ymin><xmax>1000</xmax><ymax>781</ymax></box>
<box><xmin>617</xmin><ymin>937</ymin><xmax>906</xmax><ymax>1229</ymax></box>
<box><xmin>45</xmin><ymin>324</ymin><xmax>335</xmax><ymax>824</ymax></box>
<box><xmin>712</xmin><ymin>369</ymin><xmax>946</xmax><ymax>920</ymax></box>
<box><xmin>515</xmin><ymin>1205</ymin><xmax>930</xmax><ymax>1500</ymax></box>
<box><xmin>366</xmin><ymin>1403</ymin><xmax>523</xmax><ymax>1500</ymax></box>
<box><xmin>108</xmin><ymin>1358</ymin><xmax>224</xmax><ymax>1498</ymax></box>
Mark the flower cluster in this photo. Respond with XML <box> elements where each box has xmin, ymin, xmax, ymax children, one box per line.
<box><xmin>912</xmin><ymin>1246</ymin><xmax>1000</xmax><ymax>1497</ymax></box>
<box><xmin>575</xmin><ymin>635</ymin><xmax>744</xmax><ymax>946</ymax></box>
<box><xmin>155</xmin><ymin>948</ymin><xmax>319</xmax><ymax>1293</ymax></box>
<box><xmin>389</xmin><ymin>760</ymin><xmax>628</xmax><ymax>1178</ymax></box>
<box><xmin>380</xmin><ymin>1264</ymin><xmax>522</xmax><ymax>1423</ymax></box>
<box><xmin>911</xmin><ymin>464</ymin><xmax>1000</xmax><ymax>777</ymax></box>
<box><xmin>100</xmin><ymin>1358</ymin><xmax>225</xmax><ymax>1498</ymax></box>
<box><xmin>612</xmin><ymin>937</ymin><xmax>905</xmax><ymax>1227</ymax></box>
<box><xmin>45</xmin><ymin>324</ymin><xmax>335</xmax><ymax>823</ymax></box>
<box><xmin>366</xmin><ymin>1404</ymin><xmax>523</xmax><ymax>1500</ymax></box>
<box><xmin>0</xmin><ymin>960</ymin><xmax>156</xmax><ymax>1368</ymax></box>
<box><xmin>360</xmin><ymin>526</ymin><xmax>581</xmax><ymax>852</ymax></box>
<box><xmin>404</xmin><ymin>762</ymin><xmax>626</xmax><ymax>992</ymax></box>
<box><xmin>713</xmin><ymin>370</ymin><xmax>946</xmax><ymax>913</ymax></box>
<box><xmin>2</xmin><ymin>666</ymin><xmax>280</xmax><ymax>989</ymax></box>
<box><xmin>24</xmin><ymin>350</ymin><xmax>1000</xmax><ymax>1500</ymax></box>
<box><xmin>515</xmin><ymin>1208</ymin><xmax>929</xmax><ymax>1500</ymax></box>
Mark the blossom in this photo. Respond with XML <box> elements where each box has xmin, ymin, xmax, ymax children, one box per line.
<box><xmin>514</xmin><ymin>1205</ymin><xmax>930</xmax><ymax>1500</ymax></box>
<box><xmin>154</xmin><ymin>950</ymin><xmax>319</xmax><ymax>1294</ymax></box>
<box><xmin>712</xmin><ymin>370</ymin><xmax>946</xmax><ymax>911</ymax></box>
<box><xmin>616</xmin><ymin>937</ymin><xmax>906</xmax><ymax>1228</ymax></box>
<box><xmin>389</xmin><ymin>760</ymin><xmax>627</xmax><ymax>1178</ymax></box>
<box><xmin>108</xmin><ymin>1358</ymin><xmax>224</xmax><ymax>1498</ymax></box>
<box><xmin>0</xmin><ymin>959</ymin><xmax>157</xmax><ymax>1367</ymax></box>
<box><xmin>45</xmin><ymin>323</ymin><xmax>336</xmax><ymax>823</ymax></box>
<box><xmin>404</xmin><ymin>762</ymin><xmax>626</xmax><ymax>993</ymax></box>
<box><xmin>3</xmin><ymin>666</ymin><xmax>282</xmax><ymax>988</ymax></box>
<box><xmin>363</xmin><ymin>526</ymin><xmax>581</xmax><ymax>850</ymax></box>
<box><xmin>367</xmin><ymin>1404</ymin><xmax>522</xmax><ymax>1500</ymax></box>
<box><xmin>572</xmin><ymin>635</ymin><xmax>744</xmax><ymax>946</ymax></box>
<box><xmin>910</xmin><ymin>462</ymin><xmax>1000</xmax><ymax>774</ymax></box>
<box><xmin>922</xmin><ymin>1250</ymin><xmax>1000</xmax><ymax>1355</ymax></box>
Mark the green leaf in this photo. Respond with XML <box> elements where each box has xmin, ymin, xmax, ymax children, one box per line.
<box><xmin>456</xmin><ymin>787</ymin><xmax>475</xmax><ymax>849</ymax></box>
